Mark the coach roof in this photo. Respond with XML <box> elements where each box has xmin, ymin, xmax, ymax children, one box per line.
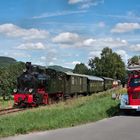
<box><xmin>86</xmin><ymin>75</ymin><xmax>104</xmax><ymax>81</ymax></box>
<box><xmin>65</xmin><ymin>72</ymin><xmax>87</xmax><ymax>77</ymax></box>
<box><xmin>102</xmin><ymin>77</ymin><xmax>114</xmax><ymax>80</ymax></box>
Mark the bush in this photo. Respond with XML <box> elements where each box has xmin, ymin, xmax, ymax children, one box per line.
<box><xmin>0</xmin><ymin>62</ymin><xmax>25</xmax><ymax>99</ymax></box>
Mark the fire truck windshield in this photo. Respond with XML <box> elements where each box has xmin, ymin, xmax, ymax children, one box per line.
<box><xmin>130</xmin><ymin>78</ymin><xmax>140</xmax><ymax>87</ymax></box>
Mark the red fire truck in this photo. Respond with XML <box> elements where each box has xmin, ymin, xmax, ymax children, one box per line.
<box><xmin>120</xmin><ymin>65</ymin><xmax>140</xmax><ymax>111</ymax></box>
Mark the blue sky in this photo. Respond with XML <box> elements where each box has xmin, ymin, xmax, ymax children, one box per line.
<box><xmin>0</xmin><ymin>0</ymin><xmax>140</xmax><ymax>68</ymax></box>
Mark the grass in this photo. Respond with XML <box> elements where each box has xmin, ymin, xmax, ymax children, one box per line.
<box><xmin>0</xmin><ymin>88</ymin><xmax>126</xmax><ymax>138</ymax></box>
<box><xmin>0</xmin><ymin>99</ymin><xmax>13</xmax><ymax>109</ymax></box>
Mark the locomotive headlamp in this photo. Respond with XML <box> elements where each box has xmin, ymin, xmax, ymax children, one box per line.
<box><xmin>23</xmin><ymin>69</ymin><xmax>27</xmax><ymax>72</ymax></box>
<box><xmin>29</xmin><ymin>88</ymin><xmax>33</xmax><ymax>93</ymax></box>
<box><xmin>13</xmin><ymin>89</ymin><xmax>17</xmax><ymax>93</ymax></box>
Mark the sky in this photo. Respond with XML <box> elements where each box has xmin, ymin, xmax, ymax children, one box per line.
<box><xmin>0</xmin><ymin>0</ymin><xmax>140</xmax><ymax>68</ymax></box>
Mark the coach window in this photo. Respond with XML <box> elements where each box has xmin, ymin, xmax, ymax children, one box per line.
<box><xmin>102</xmin><ymin>81</ymin><xmax>104</xmax><ymax>85</ymax></box>
<box><xmin>72</xmin><ymin>77</ymin><xmax>75</xmax><ymax>85</ymax></box>
<box><xmin>75</xmin><ymin>77</ymin><xmax>78</xmax><ymax>85</ymax></box>
<box><xmin>79</xmin><ymin>78</ymin><xmax>82</xmax><ymax>85</ymax></box>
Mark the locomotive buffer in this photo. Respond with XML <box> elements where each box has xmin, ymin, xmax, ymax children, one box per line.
<box><xmin>120</xmin><ymin>65</ymin><xmax>140</xmax><ymax>111</ymax></box>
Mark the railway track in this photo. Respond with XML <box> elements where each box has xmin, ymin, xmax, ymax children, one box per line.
<box><xmin>0</xmin><ymin>107</ymin><xmax>26</xmax><ymax>116</ymax></box>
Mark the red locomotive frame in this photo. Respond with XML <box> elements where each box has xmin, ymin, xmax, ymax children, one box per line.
<box><xmin>14</xmin><ymin>88</ymin><xmax>49</xmax><ymax>107</ymax></box>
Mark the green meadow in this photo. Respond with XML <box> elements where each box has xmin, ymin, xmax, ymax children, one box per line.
<box><xmin>0</xmin><ymin>88</ymin><xmax>126</xmax><ymax>137</ymax></box>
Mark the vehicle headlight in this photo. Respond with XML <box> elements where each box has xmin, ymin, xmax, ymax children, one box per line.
<box><xmin>29</xmin><ymin>88</ymin><xmax>33</xmax><ymax>93</ymax></box>
<box><xmin>13</xmin><ymin>89</ymin><xmax>17</xmax><ymax>93</ymax></box>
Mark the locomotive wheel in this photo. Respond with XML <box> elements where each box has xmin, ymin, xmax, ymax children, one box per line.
<box><xmin>13</xmin><ymin>104</ymin><xmax>18</xmax><ymax>108</ymax></box>
<box><xmin>19</xmin><ymin>101</ymin><xmax>26</xmax><ymax>108</ymax></box>
<box><xmin>33</xmin><ymin>94</ymin><xmax>43</xmax><ymax>106</ymax></box>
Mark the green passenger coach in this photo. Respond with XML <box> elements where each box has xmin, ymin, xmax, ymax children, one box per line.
<box><xmin>46</xmin><ymin>69</ymin><xmax>88</xmax><ymax>96</ymax></box>
<box><xmin>102</xmin><ymin>77</ymin><xmax>114</xmax><ymax>90</ymax></box>
<box><xmin>45</xmin><ymin>68</ymin><xmax>115</xmax><ymax>98</ymax></box>
<box><xmin>86</xmin><ymin>75</ymin><xmax>104</xmax><ymax>93</ymax></box>
<box><xmin>64</xmin><ymin>72</ymin><xmax>87</xmax><ymax>96</ymax></box>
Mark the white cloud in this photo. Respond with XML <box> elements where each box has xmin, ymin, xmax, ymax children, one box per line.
<box><xmin>52</xmin><ymin>32</ymin><xmax>80</xmax><ymax>43</ymax></box>
<box><xmin>52</xmin><ymin>57</ymin><xmax>57</xmax><ymax>61</ymax></box>
<box><xmin>80</xmin><ymin>2</ymin><xmax>96</xmax><ymax>9</ymax></box>
<box><xmin>48</xmin><ymin>62</ymin><xmax>54</xmax><ymax>65</ymax></box>
<box><xmin>68</xmin><ymin>0</ymin><xmax>82</xmax><ymax>4</ymax></box>
<box><xmin>31</xmin><ymin>60</ymin><xmax>47</xmax><ymax>66</ymax></box>
<box><xmin>72</xmin><ymin>61</ymin><xmax>81</xmax><ymax>65</ymax></box>
<box><xmin>33</xmin><ymin>53</ymin><xmax>58</xmax><ymax>67</ymax></box>
<box><xmin>40</xmin><ymin>56</ymin><xmax>46</xmax><ymax>61</ymax></box>
<box><xmin>98</xmin><ymin>21</ymin><xmax>105</xmax><ymax>28</ymax></box>
<box><xmin>111</xmin><ymin>23</ymin><xmax>140</xmax><ymax>33</ymax></box>
<box><xmin>129</xmin><ymin>44</ymin><xmax>140</xmax><ymax>52</ymax></box>
<box><xmin>64</xmin><ymin>61</ymin><xmax>81</xmax><ymax>67</ymax></box>
<box><xmin>0</xmin><ymin>23</ymin><xmax>49</xmax><ymax>40</ymax></box>
<box><xmin>60</xmin><ymin>44</ymin><xmax>75</xmax><ymax>48</ymax></box>
<box><xmin>34</xmin><ymin>56</ymin><xmax>47</xmax><ymax>66</ymax></box>
<box><xmin>83</xmin><ymin>38</ymin><xmax>96</xmax><ymax>46</ymax></box>
<box><xmin>115</xmin><ymin>50</ymin><xmax>128</xmax><ymax>64</ymax></box>
<box><xmin>40</xmin><ymin>56</ymin><xmax>57</xmax><ymax>62</ymax></box>
<box><xmin>55</xmin><ymin>35</ymin><xmax>127</xmax><ymax>50</ymax></box>
<box><xmin>88</xmin><ymin>51</ymin><xmax>101</xmax><ymax>58</ymax></box>
<box><xmin>83</xmin><ymin>38</ymin><xmax>127</xmax><ymax>49</ymax></box>
<box><xmin>16</xmin><ymin>42</ymin><xmax>46</xmax><ymax>50</ymax></box>
<box><xmin>32</xmin><ymin>10</ymin><xmax>87</xmax><ymax>19</ymax></box>
<box><xmin>0</xmin><ymin>51</ymin><xmax>31</xmax><ymax>59</ymax></box>
<box><xmin>91</xmin><ymin>13</ymin><xmax>140</xmax><ymax>22</ymax></box>
<box><xmin>12</xmin><ymin>52</ymin><xmax>31</xmax><ymax>58</ymax></box>
<box><xmin>68</xmin><ymin>0</ymin><xmax>104</xmax><ymax>9</ymax></box>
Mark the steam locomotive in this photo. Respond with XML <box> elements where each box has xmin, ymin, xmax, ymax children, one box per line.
<box><xmin>13</xmin><ymin>62</ymin><xmax>120</xmax><ymax>107</ymax></box>
<box><xmin>14</xmin><ymin>62</ymin><xmax>49</xmax><ymax>107</ymax></box>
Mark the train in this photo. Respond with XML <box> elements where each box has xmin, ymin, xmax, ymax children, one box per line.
<box><xmin>13</xmin><ymin>62</ymin><xmax>121</xmax><ymax>107</ymax></box>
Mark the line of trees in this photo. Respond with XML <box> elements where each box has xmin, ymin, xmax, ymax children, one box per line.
<box><xmin>73</xmin><ymin>47</ymin><xmax>126</xmax><ymax>83</ymax></box>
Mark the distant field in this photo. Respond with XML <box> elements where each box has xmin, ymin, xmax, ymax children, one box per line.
<box><xmin>0</xmin><ymin>88</ymin><xmax>126</xmax><ymax>138</ymax></box>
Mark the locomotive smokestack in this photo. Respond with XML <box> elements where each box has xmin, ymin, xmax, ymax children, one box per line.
<box><xmin>25</xmin><ymin>62</ymin><xmax>32</xmax><ymax>72</ymax></box>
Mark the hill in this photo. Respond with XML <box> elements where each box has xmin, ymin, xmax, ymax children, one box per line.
<box><xmin>0</xmin><ymin>56</ymin><xmax>17</xmax><ymax>67</ymax></box>
<box><xmin>0</xmin><ymin>57</ymin><xmax>72</xmax><ymax>72</ymax></box>
<box><xmin>48</xmin><ymin>65</ymin><xmax>72</xmax><ymax>72</ymax></box>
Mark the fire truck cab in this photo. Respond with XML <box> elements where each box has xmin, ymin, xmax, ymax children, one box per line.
<box><xmin>120</xmin><ymin>65</ymin><xmax>140</xmax><ymax>111</ymax></box>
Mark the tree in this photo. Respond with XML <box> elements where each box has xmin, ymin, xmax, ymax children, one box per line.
<box><xmin>89</xmin><ymin>56</ymin><xmax>102</xmax><ymax>76</ymax></box>
<box><xmin>73</xmin><ymin>63</ymin><xmax>89</xmax><ymax>75</ymax></box>
<box><xmin>88</xmin><ymin>47</ymin><xmax>126</xmax><ymax>81</ymax></box>
<box><xmin>0</xmin><ymin>62</ymin><xmax>25</xmax><ymax>100</ymax></box>
<box><xmin>128</xmin><ymin>55</ymin><xmax>140</xmax><ymax>66</ymax></box>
